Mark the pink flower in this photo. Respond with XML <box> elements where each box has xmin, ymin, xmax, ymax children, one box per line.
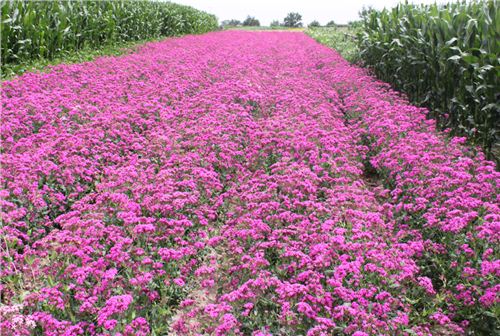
<box><xmin>430</xmin><ymin>312</ymin><xmax>451</xmax><ymax>325</ymax></box>
<box><xmin>479</xmin><ymin>285</ymin><xmax>499</xmax><ymax>307</ymax></box>
<box><xmin>417</xmin><ymin>277</ymin><xmax>436</xmax><ymax>295</ymax></box>
<box><xmin>353</xmin><ymin>332</ymin><xmax>369</xmax><ymax>336</ymax></box>
<box><xmin>97</xmin><ymin>295</ymin><xmax>133</xmax><ymax>326</ymax></box>
<box><xmin>1</xmin><ymin>29</ymin><xmax>498</xmax><ymax>336</ymax></box>
<box><xmin>103</xmin><ymin>319</ymin><xmax>117</xmax><ymax>330</ymax></box>
<box><xmin>173</xmin><ymin>278</ymin><xmax>185</xmax><ymax>287</ymax></box>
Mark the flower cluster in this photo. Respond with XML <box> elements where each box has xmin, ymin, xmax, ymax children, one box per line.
<box><xmin>0</xmin><ymin>305</ymin><xmax>36</xmax><ymax>336</ymax></box>
<box><xmin>1</xmin><ymin>31</ymin><xmax>498</xmax><ymax>335</ymax></box>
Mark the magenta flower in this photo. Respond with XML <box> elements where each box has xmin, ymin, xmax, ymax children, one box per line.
<box><xmin>1</xmin><ymin>30</ymin><xmax>498</xmax><ymax>335</ymax></box>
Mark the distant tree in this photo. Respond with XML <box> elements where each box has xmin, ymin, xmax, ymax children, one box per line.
<box><xmin>243</xmin><ymin>16</ymin><xmax>260</xmax><ymax>27</ymax></box>
<box><xmin>283</xmin><ymin>12</ymin><xmax>302</xmax><ymax>27</ymax></box>
<box><xmin>325</xmin><ymin>20</ymin><xmax>336</xmax><ymax>27</ymax></box>
<box><xmin>228</xmin><ymin>19</ymin><xmax>241</xmax><ymax>26</ymax></box>
<box><xmin>309</xmin><ymin>20</ymin><xmax>320</xmax><ymax>27</ymax></box>
<box><xmin>221</xmin><ymin>19</ymin><xmax>241</xmax><ymax>26</ymax></box>
<box><xmin>270</xmin><ymin>20</ymin><xmax>280</xmax><ymax>27</ymax></box>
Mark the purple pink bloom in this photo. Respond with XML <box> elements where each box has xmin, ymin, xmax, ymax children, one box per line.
<box><xmin>1</xmin><ymin>31</ymin><xmax>498</xmax><ymax>335</ymax></box>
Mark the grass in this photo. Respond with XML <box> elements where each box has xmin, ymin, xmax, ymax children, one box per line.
<box><xmin>305</xmin><ymin>27</ymin><xmax>359</xmax><ymax>63</ymax></box>
<box><xmin>1</xmin><ymin>38</ymin><xmax>159</xmax><ymax>80</ymax></box>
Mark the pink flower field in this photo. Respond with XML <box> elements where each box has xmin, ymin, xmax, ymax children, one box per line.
<box><xmin>1</xmin><ymin>31</ymin><xmax>499</xmax><ymax>335</ymax></box>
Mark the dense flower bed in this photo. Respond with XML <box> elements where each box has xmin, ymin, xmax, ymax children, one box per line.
<box><xmin>1</xmin><ymin>31</ymin><xmax>498</xmax><ymax>335</ymax></box>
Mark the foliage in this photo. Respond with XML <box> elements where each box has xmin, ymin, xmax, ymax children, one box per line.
<box><xmin>270</xmin><ymin>20</ymin><xmax>281</xmax><ymax>27</ymax></box>
<box><xmin>243</xmin><ymin>16</ymin><xmax>260</xmax><ymax>27</ymax></box>
<box><xmin>306</xmin><ymin>27</ymin><xmax>360</xmax><ymax>63</ymax></box>
<box><xmin>283</xmin><ymin>12</ymin><xmax>303</xmax><ymax>27</ymax></box>
<box><xmin>308</xmin><ymin>20</ymin><xmax>320</xmax><ymax>27</ymax></box>
<box><xmin>357</xmin><ymin>0</ymin><xmax>499</xmax><ymax>159</ymax></box>
<box><xmin>325</xmin><ymin>20</ymin><xmax>336</xmax><ymax>27</ymax></box>
<box><xmin>221</xmin><ymin>19</ymin><xmax>242</xmax><ymax>26</ymax></box>
<box><xmin>0</xmin><ymin>0</ymin><xmax>218</xmax><ymax>72</ymax></box>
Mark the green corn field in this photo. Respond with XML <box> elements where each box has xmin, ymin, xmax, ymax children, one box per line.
<box><xmin>358</xmin><ymin>0</ymin><xmax>499</xmax><ymax>159</ymax></box>
<box><xmin>1</xmin><ymin>0</ymin><xmax>218</xmax><ymax>68</ymax></box>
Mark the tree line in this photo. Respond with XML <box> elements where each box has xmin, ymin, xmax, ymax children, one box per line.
<box><xmin>221</xmin><ymin>13</ymin><xmax>336</xmax><ymax>28</ymax></box>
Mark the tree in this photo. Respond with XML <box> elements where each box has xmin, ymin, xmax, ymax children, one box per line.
<box><xmin>325</xmin><ymin>20</ymin><xmax>336</xmax><ymax>27</ymax></box>
<box><xmin>243</xmin><ymin>16</ymin><xmax>260</xmax><ymax>27</ymax></box>
<box><xmin>270</xmin><ymin>20</ymin><xmax>280</xmax><ymax>27</ymax></box>
<box><xmin>283</xmin><ymin>12</ymin><xmax>302</xmax><ymax>27</ymax></box>
<box><xmin>228</xmin><ymin>19</ymin><xmax>241</xmax><ymax>26</ymax></box>
<box><xmin>221</xmin><ymin>19</ymin><xmax>241</xmax><ymax>27</ymax></box>
<box><xmin>309</xmin><ymin>20</ymin><xmax>320</xmax><ymax>27</ymax></box>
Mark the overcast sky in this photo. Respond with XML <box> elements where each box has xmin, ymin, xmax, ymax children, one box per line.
<box><xmin>173</xmin><ymin>0</ymin><xmax>449</xmax><ymax>25</ymax></box>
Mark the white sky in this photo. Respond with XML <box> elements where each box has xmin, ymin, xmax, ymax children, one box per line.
<box><xmin>172</xmin><ymin>0</ymin><xmax>449</xmax><ymax>25</ymax></box>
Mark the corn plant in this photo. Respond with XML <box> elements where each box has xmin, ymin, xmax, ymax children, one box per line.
<box><xmin>358</xmin><ymin>0</ymin><xmax>499</xmax><ymax>160</ymax></box>
<box><xmin>1</xmin><ymin>0</ymin><xmax>218</xmax><ymax>68</ymax></box>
